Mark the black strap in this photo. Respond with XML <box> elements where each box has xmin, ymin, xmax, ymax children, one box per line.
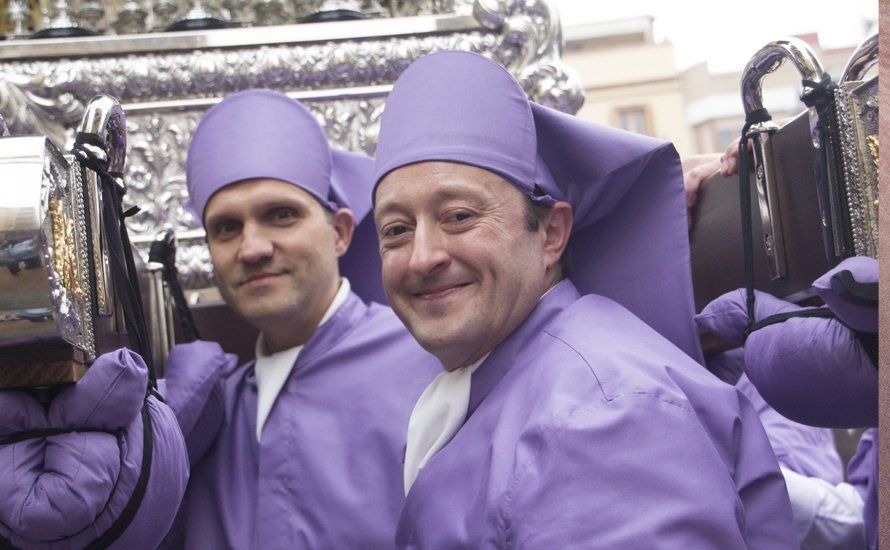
<box><xmin>747</xmin><ymin>306</ymin><xmax>878</xmax><ymax>371</ymax></box>
<box><xmin>738</xmin><ymin>107</ymin><xmax>773</xmax><ymax>339</ymax></box>
<box><xmin>148</xmin><ymin>231</ymin><xmax>201</xmax><ymax>342</ymax></box>
<box><xmin>0</xmin><ymin>426</ymin><xmax>118</xmax><ymax>446</ymax></box>
<box><xmin>83</xmin><ymin>401</ymin><xmax>154</xmax><ymax>550</ymax></box>
<box><xmin>72</xmin><ymin>133</ymin><xmax>156</xmax><ymax>386</ymax></box>
<box><xmin>747</xmin><ymin>306</ymin><xmax>835</xmax><ymax>334</ymax></box>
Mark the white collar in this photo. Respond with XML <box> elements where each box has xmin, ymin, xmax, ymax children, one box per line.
<box><xmin>253</xmin><ymin>278</ymin><xmax>351</xmax><ymax>441</ymax></box>
<box><xmin>403</xmin><ymin>351</ymin><xmax>490</xmax><ymax>494</ymax></box>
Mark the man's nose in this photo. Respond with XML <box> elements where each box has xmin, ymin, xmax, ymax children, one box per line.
<box><xmin>408</xmin><ymin>221</ymin><xmax>450</xmax><ymax>277</ymax></box>
<box><xmin>237</xmin><ymin>223</ymin><xmax>274</xmax><ymax>264</ymax></box>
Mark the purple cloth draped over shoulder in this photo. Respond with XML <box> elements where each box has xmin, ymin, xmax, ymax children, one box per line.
<box><xmin>164</xmin><ymin>290</ymin><xmax>440</xmax><ymax>548</ymax></box>
<box><xmin>372</xmin><ymin>50</ymin><xmax>702</xmax><ymax>363</ymax></box>
<box><xmin>396</xmin><ymin>280</ymin><xmax>796</xmax><ymax>547</ymax></box>
<box><xmin>696</xmin><ymin>258</ymin><xmax>879</xmax><ymax>428</ymax></box>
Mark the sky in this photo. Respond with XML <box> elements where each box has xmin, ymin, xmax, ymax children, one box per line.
<box><xmin>551</xmin><ymin>0</ymin><xmax>878</xmax><ymax>73</ymax></box>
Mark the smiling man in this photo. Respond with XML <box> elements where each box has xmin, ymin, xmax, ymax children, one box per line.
<box><xmin>162</xmin><ymin>89</ymin><xmax>439</xmax><ymax>548</ymax></box>
<box><xmin>372</xmin><ymin>51</ymin><xmax>797</xmax><ymax>548</ymax></box>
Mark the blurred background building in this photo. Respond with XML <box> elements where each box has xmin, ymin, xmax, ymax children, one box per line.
<box><xmin>559</xmin><ymin>10</ymin><xmax>877</xmax><ymax>159</ymax></box>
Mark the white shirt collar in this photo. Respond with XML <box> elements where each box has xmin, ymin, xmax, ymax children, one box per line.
<box><xmin>403</xmin><ymin>351</ymin><xmax>490</xmax><ymax>494</ymax></box>
<box><xmin>253</xmin><ymin>278</ymin><xmax>351</xmax><ymax>441</ymax></box>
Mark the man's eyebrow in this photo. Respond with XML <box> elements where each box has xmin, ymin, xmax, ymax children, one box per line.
<box><xmin>375</xmin><ymin>184</ymin><xmax>488</xmax><ymax>220</ymax></box>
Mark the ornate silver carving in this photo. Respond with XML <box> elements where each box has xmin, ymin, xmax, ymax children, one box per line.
<box><xmin>834</xmin><ymin>76</ymin><xmax>879</xmax><ymax>257</ymax></box>
<box><xmin>0</xmin><ymin>1</ymin><xmax>583</xmax><ymax>289</ymax></box>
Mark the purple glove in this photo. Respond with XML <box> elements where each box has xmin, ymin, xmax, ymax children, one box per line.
<box><xmin>161</xmin><ymin>340</ymin><xmax>238</xmax><ymax>466</ymax></box>
<box><xmin>0</xmin><ymin>348</ymin><xmax>189</xmax><ymax>548</ymax></box>
<box><xmin>696</xmin><ymin>270</ymin><xmax>878</xmax><ymax>429</ymax></box>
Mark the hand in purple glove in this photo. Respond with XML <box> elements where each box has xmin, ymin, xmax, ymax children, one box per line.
<box><xmin>695</xmin><ymin>257</ymin><xmax>878</xmax><ymax>429</ymax></box>
<box><xmin>0</xmin><ymin>348</ymin><xmax>189</xmax><ymax>549</ymax></box>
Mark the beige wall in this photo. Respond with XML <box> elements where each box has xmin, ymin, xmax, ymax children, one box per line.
<box><xmin>563</xmin><ymin>41</ymin><xmax>694</xmax><ymax>158</ymax></box>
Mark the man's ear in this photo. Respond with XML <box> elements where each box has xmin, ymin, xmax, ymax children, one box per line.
<box><xmin>542</xmin><ymin>201</ymin><xmax>572</xmax><ymax>270</ymax></box>
<box><xmin>332</xmin><ymin>208</ymin><xmax>356</xmax><ymax>258</ymax></box>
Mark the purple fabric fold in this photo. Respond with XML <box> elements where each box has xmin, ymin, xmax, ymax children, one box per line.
<box><xmin>813</xmin><ymin>256</ymin><xmax>878</xmax><ymax>333</ymax></box>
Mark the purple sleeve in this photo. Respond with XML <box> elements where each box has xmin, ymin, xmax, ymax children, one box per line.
<box><xmin>163</xmin><ymin>340</ymin><xmax>238</xmax><ymax>465</ymax></box>
<box><xmin>501</xmin><ymin>392</ymin><xmax>796</xmax><ymax>548</ymax></box>
<box><xmin>0</xmin><ymin>349</ymin><xmax>189</xmax><ymax>549</ymax></box>
<box><xmin>847</xmin><ymin>429</ymin><xmax>878</xmax><ymax>550</ymax></box>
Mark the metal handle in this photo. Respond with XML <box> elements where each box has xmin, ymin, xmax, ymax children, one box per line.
<box><xmin>147</xmin><ymin>230</ymin><xmax>177</xmax><ymax>375</ymax></box>
<box><xmin>840</xmin><ymin>33</ymin><xmax>878</xmax><ymax>84</ymax></box>
<box><xmin>741</xmin><ymin>38</ymin><xmax>825</xmax><ymax>114</ymax></box>
<box><xmin>76</xmin><ymin>95</ymin><xmax>127</xmax><ymax>321</ymax></box>
<box><xmin>740</xmin><ymin>37</ymin><xmax>826</xmax><ymax>280</ymax></box>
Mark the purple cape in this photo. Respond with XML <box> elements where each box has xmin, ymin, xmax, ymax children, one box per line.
<box><xmin>397</xmin><ymin>280</ymin><xmax>796</xmax><ymax>548</ymax></box>
<box><xmin>167</xmin><ymin>290</ymin><xmax>440</xmax><ymax>548</ymax></box>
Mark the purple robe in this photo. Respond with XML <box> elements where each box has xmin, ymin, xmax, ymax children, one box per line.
<box><xmin>709</xmin><ymin>348</ymin><xmax>844</xmax><ymax>484</ymax></box>
<box><xmin>848</xmin><ymin>429</ymin><xmax>878</xmax><ymax>550</ymax></box>
<box><xmin>170</xmin><ymin>290</ymin><xmax>440</xmax><ymax>548</ymax></box>
<box><xmin>398</xmin><ymin>280</ymin><xmax>797</xmax><ymax>548</ymax></box>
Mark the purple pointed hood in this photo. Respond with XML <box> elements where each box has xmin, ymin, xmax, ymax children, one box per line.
<box><xmin>372</xmin><ymin>51</ymin><xmax>702</xmax><ymax>361</ymax></box>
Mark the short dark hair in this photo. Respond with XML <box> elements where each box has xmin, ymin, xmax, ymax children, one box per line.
<box><xmin>524</xmin><ymin>197</ymin><xmax>571</xmax><ymax>278</ymax></box>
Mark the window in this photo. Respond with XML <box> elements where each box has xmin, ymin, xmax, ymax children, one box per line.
<box><xmin>614</xmin><ymin>106</ymin><xmax>652</xmax><ymax>136</ymax></box>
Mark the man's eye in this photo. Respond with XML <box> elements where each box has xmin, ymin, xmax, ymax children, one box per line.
<box><xmin>270</xmin><ymin>208</ymin><xmax>298</xmax><ymax>222</ymax></box>
<box><xmin>383</xmin><ymin>225</ymin><xmax>408</xmax><ymax>238</ymax></box>
<box><xmin>448</xmin><ymin>211</ymin><xmax>473</xmax><ymax>222</ymax></box>
<box><xmin>213</xmin><ymin>221</ymin><xmax>240</xmax><ymax>238</ymax></box>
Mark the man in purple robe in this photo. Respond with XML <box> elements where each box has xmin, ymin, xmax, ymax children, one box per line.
<box><xmin>371</xmin><ymin>51</ymin><xmax>798</xmax><ymax>548</ymax></box>
<box><xmin>161</xmin><ymin>89</ymin><xmax>440</xmax><ymax>548</ymax></box>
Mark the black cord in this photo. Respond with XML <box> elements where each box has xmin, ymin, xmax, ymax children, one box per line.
<box><xmin>148</xmin><ymin>231</ymin><xmax>201</xmax><ymax>342</ymax></box>
<box><xmin>71</xmin><ymin>133</ymin><xmax>156</xmax><ymax>386</ymax></box>
<box><xmin>738</xmin><ymin>107</ymin><xmax>773</xmax><ymax>340</ymax></box>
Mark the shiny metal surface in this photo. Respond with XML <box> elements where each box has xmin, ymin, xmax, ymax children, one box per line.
<box><xmin>146</xmin><ymin>261</ymin><xmax>174</xmax><ymax>373</ymax></box>
<box><xmin>146</xmin><ymin>229</ymin><xmax>176</xmax><ymax>373</ymax></box>
<box><xmin>77</xmin><ymin>95</ymin><xmax>128</xmax><ymax>319</ymax></box>
<box><xmin>741</xmin><ymin>38</ymin><xmax>825</xmax><ymax>115</ymax></box>
<box><xmin>835</xmin><ymin>75</ymin><xmax>879</xmax><ymax>257</ymax></box>
<box><xmin>746</xmin><ymin>121</ymin><xmax>786</xmax><ymax>279</ymax></box>
<box><xmin>741</xmin><ymin>38</ymin><xmax>828</xmax><ymax>278</ymax></box>
<box><xmin>0</xmin><ymin>136</ymin><xmax>95</xmax><ymax>358</ymax></box>
<box><xmin>0</xmin><ymin>13</ymin><xmax>475</xmax><ymax>59</ymax></box>
<box><xmin>841</xmin><ymin>33</ymin><xmax>878</xmax><ymax>84</ymax></box>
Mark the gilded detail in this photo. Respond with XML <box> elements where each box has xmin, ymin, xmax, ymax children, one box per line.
<box><xmin>50</xmin><ymin>199</ymin><xmax>84</xmax><ymax>299</ymax></box>
<box><xmin>867</xmin><ymin>135</ymin><xmax>878</xmax><ymax>175</ymax></box>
